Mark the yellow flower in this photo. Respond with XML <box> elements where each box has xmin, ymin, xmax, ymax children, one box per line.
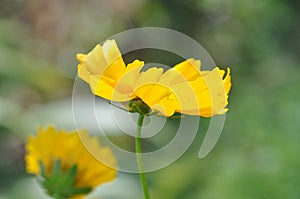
<box><xmin>77</xmin><ymin>39</ymin><xmax>231</xmax><ymax>117</ymax></box>
<box><xmin>25</xmin><ymin>126</ymin><xmax>117</xmax><ymax>198</ymax></box>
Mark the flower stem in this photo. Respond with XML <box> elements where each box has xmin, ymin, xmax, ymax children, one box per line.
<box><xmin>135</xmin><ymin>114</ymin><xmax>151</xmax><ymax>199</ymax></box>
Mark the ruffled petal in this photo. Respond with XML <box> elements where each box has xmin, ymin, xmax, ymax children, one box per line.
<box><xmin>135</xmin><ymin>67</ymin><xmax>164</xmax><ymax>89</ymax></box>
<box><xmin>114</xmin><ymin>59</ymin><xmax>144</xmax><ymax>96</ymax></box>
<box><xmin>101</xmin><ymin>40</ymin><xmax>126</xmax><ymax>80</ymax></box>
<box><xmin>89</xmin><ymin>75</ymin><xmax>130</xmax><ymax>102</ymax></box>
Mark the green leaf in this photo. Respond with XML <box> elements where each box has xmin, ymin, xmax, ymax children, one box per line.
<box><xmin>38</xmin><ymin>159</ymin><xmax>93</xmax><ymax>199</ymax></box>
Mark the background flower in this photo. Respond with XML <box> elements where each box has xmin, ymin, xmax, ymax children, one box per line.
<box><xmin>25</xmin><ymin>126</ymin><xmax>117</xmax><ymax>198</ymax></box>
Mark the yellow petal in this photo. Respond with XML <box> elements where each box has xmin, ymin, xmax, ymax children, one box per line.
<box><xmin>126</xmin><ymin>59</ymin><xmax>144</xmax><ymax>72</ymax></box>
<box><xmin>84</xmin><ymin>44</ymin><xmax>107</xmax><ymax>74</ymax></box>
<box><xmin>158</xmin><ymin>59</ymin><xmax>200</xmax><ymax>86</ymax></box>
<box><xmin>77</xmin><ymin>64</ymin><xmax>90</xmax><ymax>83</ymax></box>
<box><xmin>135</xmin><ymin>84</ymin><xmax>169</xmax><ymax>106</ymax></box>
<box><xmin>150</xmin><ymin>93</ymin><xmax>179</xmax><ymax>116</ymax></box>
<box><xmin>165</xmin><ymin>66</ymin><xmax>230</xmax><ymax>117</ymax></box>
<box><xmin>114</xmin><ymin>60</ymin><xmax>144</xmax><ymax>96</ymax></box>
<box><xmin>134</xmin><ymin>81</ymin><xmax>181</xmax><ymax>116</ymax></box>
<box><xmin>101</xmin><ymin>40</ymin><xmax>126</xmax><ymax>80</ymax></box>
<box><xmin>168</xmin><ymin>81</ymin><xmax>199</xmax><ymax>113</ymax></box>
<box><xmin>194</xmin><ymin>67</ymin><xmax>228</xmax><ymax>116</ymax></box>
<box><xmin>135</xmin><ymin>67</ymin><xmax>164</xmax><ymax>90</ymax></box>
<box><xmin>223</xmin><ymin>67</ymin><xmax>231</xmax><ymax>94</ymax></box>
<box><xmin>76</xmin><ymin>40</ymin><xmax>127</xmax><ymax>81</ymax></box>
<box><xmin>89</xmin><ymin>75</ymin><xmax>130</xmax><ymax>102</ymax></box>
<box><xmin>171</xmin><ymin>58</ymin><xmax>201</xmax><ymax>82</ymax></box>
<box><xmin>76</xmin><ymin>53</ymin><xmax>87</xmax><ymax>63</ymax></box>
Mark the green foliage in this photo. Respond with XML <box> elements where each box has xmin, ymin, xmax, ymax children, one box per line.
<box><xmin>39</xmin><ymin>159</ymin><xmax>92</xmax><ymax>199</ymax></box>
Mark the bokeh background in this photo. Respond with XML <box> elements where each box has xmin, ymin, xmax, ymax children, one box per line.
<box><xmin>0</xmin><ymin>0</ymin><xmax>300</xmax><ymax>198</ymax></box>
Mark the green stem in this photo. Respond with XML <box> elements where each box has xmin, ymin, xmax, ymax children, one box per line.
<box><xmin>135</xmin><ymin>114</ymin><xmax>151</xmax><ymax>199</ymax></box>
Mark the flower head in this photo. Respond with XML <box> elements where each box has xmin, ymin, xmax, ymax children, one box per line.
<box><xmin>25</xmin><ymin>126</ymin><xmax>117</xmax><ymax>198</ymax></box>
<box><xmin>77</xmin><ymin>39</ymin><xmax>231</xmax><ymax>117</ymax></box>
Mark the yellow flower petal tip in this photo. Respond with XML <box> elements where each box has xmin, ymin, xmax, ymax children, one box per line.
<box><xmin>25</xmin><ymin>126</ymin><xmax>117</xmax><ymax>197</ymax></box>
<box><xmin>76</xmin><ymin>40</ymin><xmax>232</xmax><ymax>117</ymax></box>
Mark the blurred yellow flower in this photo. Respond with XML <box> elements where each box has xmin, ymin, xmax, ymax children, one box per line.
<box><xmin>25</xmin><ymin>126</ymin><xmax>117</xmax><ymax>198</ymax></box>
<box><xmin>77</xmin><ymin>39</ymin><xmax>231</xmax><ymax>117</ymax></box>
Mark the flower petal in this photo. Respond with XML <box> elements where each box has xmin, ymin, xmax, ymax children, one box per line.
<box><xmin>89</xmin><ymin>75</ymin><xmax>130</xmax><ymax>102</ymax></box>
<box><xmin>101</xmin><ymin>40</ymin><xmax>126</xmax><ymax>80</ymax></box>
<box><xmin>114</xmin><ymin>59</ymin><xmax>144</xmax><ymax>96</ymax></box>
<box><xmin>171</xmin><ymin>58</ymin><xmax>201</xmax><ymax>82</ymax></box>
<box><xmin>135</xmin><ymin>67</ymin><xmax>164</xmax><ymax>89</ymax></box>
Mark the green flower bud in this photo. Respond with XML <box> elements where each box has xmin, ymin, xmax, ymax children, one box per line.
<box><xmin>128</xmin><ymin>98</ymin><xmax>151</xmax><ymax>115</ymax></box>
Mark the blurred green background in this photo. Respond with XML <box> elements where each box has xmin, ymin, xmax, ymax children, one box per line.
<box><xmin>0</xmin><ymin>0</ymin><xmax>300</xmax><ymax>198</ymax></box>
